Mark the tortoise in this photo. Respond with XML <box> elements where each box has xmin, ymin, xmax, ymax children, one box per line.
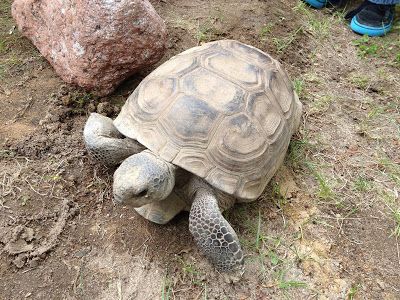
<box><xmin>84</xmin><ymin>40</ymin><xmax>302</xmax><ymax>271</ymax></box>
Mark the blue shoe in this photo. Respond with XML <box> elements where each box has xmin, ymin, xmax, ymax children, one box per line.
<box><xmin>304</xmin><ymin>0</ymin><xmax>328</xmax><ymax>9</ymax></box>
<box><xmin>303</xmin><ymin>0</ymin><xmax>344</xmax><ymax>9</ymax></box>
<box><xmin>346</xmin><ymin>1</ymin><xmax>395</xmax><ymax>36</ymax></box>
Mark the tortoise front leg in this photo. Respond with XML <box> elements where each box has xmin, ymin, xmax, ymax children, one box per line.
<box><xmin>83</xmin><ymin>113</ymin><xmax>145</xmax><ymax>167</ymax></box>
<box><xmin>187</xmin><ymin>178</ymin><xmax>243</xmax><ymax>271</ymax></box>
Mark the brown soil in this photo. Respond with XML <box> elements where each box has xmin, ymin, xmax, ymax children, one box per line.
<box><xmin>1</xmin><ymin>0</ymin><xmax>399</xmax><ymax>299</ymax></box>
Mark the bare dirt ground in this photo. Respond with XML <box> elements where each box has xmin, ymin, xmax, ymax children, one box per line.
<box><xmin>1</xmin><ymin>0</ymin><xmax>399</xmax><ymax>299</ymax></box>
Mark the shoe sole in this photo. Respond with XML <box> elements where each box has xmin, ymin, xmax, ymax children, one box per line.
<box><xmin>303</xmin><ymin>0</ymin><xmax>327</xmax><ymax>9</ymax></box>
<box><xmin>350</xmin><ymin>16</ymin><xmax>393</xmax><ymax>37</ymax></box>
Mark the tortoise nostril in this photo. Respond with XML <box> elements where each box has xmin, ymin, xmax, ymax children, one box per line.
<box><xmin>137</xmin><ymin>189</ymin><xmax>148</xmax><ymax>198</ymax></box>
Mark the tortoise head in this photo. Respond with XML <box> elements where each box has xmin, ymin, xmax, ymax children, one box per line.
<box><xmin>113</xmin><ymin>151</ymin><xmax>176</xmax><ymax>207</ymax></box>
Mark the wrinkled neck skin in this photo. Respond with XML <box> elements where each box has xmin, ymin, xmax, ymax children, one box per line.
<box><xmin>175</xmin><ymin>174</ymin><xmax>236</xmax><ymax>212</ymax></box>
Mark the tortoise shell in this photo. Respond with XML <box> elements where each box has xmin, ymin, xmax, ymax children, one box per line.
<box><xmin>114</xmin><ymin>40</ymin><xmax>302</xmax><ymax>200</ymax></box>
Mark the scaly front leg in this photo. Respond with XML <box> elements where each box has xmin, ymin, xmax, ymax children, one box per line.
<box><xmin>83</xmin><ymin>113</ymin><xmax>145</xmax><ymax>167</ymax></box>
<box><xmin>187</xmin><ymin>178</ymin><xmax>243</xmax><ymax>271</ymax></box>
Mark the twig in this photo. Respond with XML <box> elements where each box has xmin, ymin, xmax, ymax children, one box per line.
<box><xmin>21</xmin><ymin>268</ymin><xmax>36</xmax><ymax>274</ymax></box>
<box><xmin>0</xmin><ymin>198</ymin><xmax>11</xmax><ymax>209</ymax></box>
<box><xmin>73</xmin><ymin>257</ymin><xmax>86</xmax><ymax>293</ymax></box>
<box><xmin>321</xmin><ymin>215</ymin><xmax>361</xmax><ymax>220</ymax></box>
<box><xmin>10</xmin><ymin>96</ymin><xmax>34</xmax><ymax>124</ymax></box>
<box><xmin>117</xmin><ymin>271</ymin><xmax>122</xmax><ymax>300</ymax></box>
<box><xmin>129</xmin><ymin>237</ymin><xmax>150</xmax><ymax>255</ymax></box>
<box><xmin>24</xmin><ymin>178</ymin><xmax>47</xmax><ymax>196</ymax></box>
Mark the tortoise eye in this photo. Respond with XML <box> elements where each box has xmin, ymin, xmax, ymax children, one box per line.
<box><xmin>137</xmin><ymin>189</ymin><xmax>148</xmax><ymax>197</ymax></box>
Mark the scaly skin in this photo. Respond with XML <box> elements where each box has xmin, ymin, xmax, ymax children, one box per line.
<box><xmin>83</xmin><ymin>113</ymin><xmax>144</xmax><ymax>167</ymax></box>
<box><xmin>187</xmin><ymin>178</ymin><xmax>243</xmax><ymax>271</ymax></box>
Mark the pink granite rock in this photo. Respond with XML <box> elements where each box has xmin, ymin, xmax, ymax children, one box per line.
<box><xmin>12</xmin><ymin>0</ymin><xmax>167</xmax><ymax>95</ymax></box>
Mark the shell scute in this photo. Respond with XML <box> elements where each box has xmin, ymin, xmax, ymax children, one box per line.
<box><xmin>160</xmin><ymin>94</ymin><xmax>220</xmax><ymax>146</ymax></box>
<box><xmin>204</xmin><ymin>52</ymin><xmax>262</xmax><ymax>89</ymax></box>
<box><xmin>181</xmin><ymin>68</ymin><xmax>245</xmax><ymax>115</ymax></box>
<box><xmin>246</xmin><ymin>92</ymin><xmax>283</xmax><ymax>139</ymax></box>
<box><xmin>137</xmin><ymin>77</ymin><xmax>177</xmax><ymax>116</ymax></box>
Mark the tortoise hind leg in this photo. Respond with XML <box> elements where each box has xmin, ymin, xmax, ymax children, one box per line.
<box><xmin>83</xmin><ymin>113</ymin><xmax>145</xmax><ymax>167</ymax></box>
<box><xmin>188</xmin><ymin>182</ymin><xmax>243</xmax><ymax>271</ymax></box>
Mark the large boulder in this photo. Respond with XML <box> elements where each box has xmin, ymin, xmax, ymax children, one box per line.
<box><xmin>12</xmin><ymin>0</ymin><xmax>168</xmax><ymax>95</ymax></box>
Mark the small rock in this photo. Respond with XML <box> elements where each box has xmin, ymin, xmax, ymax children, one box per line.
<box><xmin>58</xmin><ymin>85</ymin><xmax>68</xmax><ymax>96</ymax></box>
<box><xmin>66</xmin><ymin>174</ymin><xmax>77</xmax><ymax>183</ymax></box>
<box><xmin>87</xmin><ymin>103</ymin><xmax>96</xmax><ymax>113</ymax></box>
<box><xmin>61</xmin><ymin>95</ymin><xmax>71</xmax><ymax>106</ymax></box>
<box><xmin>4</xmin><ymin>239</ymin><xmax>34</xmax><ymax>255</ymax></box>
<box><xmin>21</xmin><ymin>227</ymin><xmax>35</xmax><ymax>242</ymax></box>
<box><xmin>96</xmin><ymin>102</ymin><xmax>113</xmax><ymax>116</ymax></box>
<box><xmin>74</xmin><ymin>247</ymin><xmax>91</xmax><ymax>258</ymax></box>
<box><xmin>113</xmin><ymin>105</ymin><xmax>121</xmax><ymax>114</ymax></box>
<box><xmin>376</xmin><ymin>279</ymin><xmax>386</xmax><ymax>290</ymax></box>
<box><xmin>28</xmin><ymin>257</ymin><xmax>40</xmax><ymax>268</ymax></box>
<box><xmin>12</xmin><ymin>254</ymin><xmax>26</xmax><ymax>268</ymax></box>
<box><xmin>223</xmin><ymin>273</ymin><xmax>241</xmax><ymax>284</ymax></box>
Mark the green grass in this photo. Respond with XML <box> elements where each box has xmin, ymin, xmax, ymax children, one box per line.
<box><xmin>286</xmin><ymin>134</ymin><xmax>313</xmax><ymax>170</ymax></box>
<box><xmin>0</xmin><ymin>149</ymin><xmax>16</xmax><ymax>158</ymax></box>
<box><xmin>293</xmin><ymin>78</ymin><xmax>305</xmax><ymax>98</ymax></box>
<box><xmin>392</xmin><ymin>209</ymin><xmax>400</xmax><ymax>237</ymax></box>
<box><xmin>315</xmin><ymin>172</ymin><xmax>335</xmax><ymax>200</ymax></box>
<box><xmin>0</xmin><ymin>40</ymin><xmax>6</xmax><ymax>54</ymax></box>
<box><xmin>259</xmin><ymin>23</ymin><xmax>274</xmax><ymax>41</ymax></box>
<box><xmin>178</xmin><ymin>257</ymin><xmax>205</xmax><ymax>286</ymax></box>
<box><xmin>276</xmin><ymin>268</ymin><xmax>307</xmax><ymax>290</ymax></box>
<box><xmin>0</xmin><ymin>56</ymin><xmax>24</xmax><ymax>79</ymax></box>
<box><xmin>196</xmin><ymin>23</ymin><xmax>213</xmax><ymax>44</ymax></box>
<box><xmin>347</xmin><ymin>284</ymin><xmax>360</xmax><ymax>300</ymax></box>
<box><xmin>161</xmin><ymin>277</ymin><xmax>172</xmax><ymax>300</ymax></box>
<box><xmin>357</xmin><ymin>103</ymin><xmax>389</xmax><ymax>138</ymax></box>
<box><xmin>278</xmin><ymin>279</ymin><xmax>307</xmax><ymax>289</ymax></box>
<box><xmin>381</xmin><ymin>191</ymin><xmax>400</xmax><ymax>237</ymax></box>
<box><xmin>308</xmin><ymin>17</ymin><xmax>330</xmax><ymax>38</ymax></box>
<box><xmin>310</xmin><ymin>94</ymin><xmax>333</xmax><ymax>114</ymax></box>
<box><xmin>352</xmin><ymin>33</ymin><xmax>400</xmax><ymax>64</ymax></box>
<box><xmin>353</xmin><ymin>176</ymin><xmax>373</xmax><ymax>192</ymax></box>
<box><xmin>293</xmin><ymin>1</ymin><xmax>312</xmax><ymax>18</ymax></box>
<box><xmin>73</xmin><ymin>92</ymin><xmax>93</xmax><ymax>108</ymax></box>
<box><xmin>0</xmin><ymin>0</ymin><xmax>13</xmax><ymax>29</ymax></box>
<box><xmin>18</xmin><ymin>195</ymin><xmax>30</xmax><ymax>206</ymax></box>
<box><xmin>349</xmin><ymin>74</ymin><xmax>370</xmax><ymax>90</ymax></box>
<box><xmin>395</xmin><ymin>52</ymin><xmax>400</xmax><ymax>65</ymax></box>
<box><xmin>272</xmin><ymin>182</ymin><xmax>290</xmax><ymax>212</ymax></box>
<box><xmin>255</xmin><ymin>210</ymin><xmax>263</xmax><ymax>250</ymax></box>
<box><xmin>352</xmin><ymin>36</ymin><xmax>378</xmax><ymax>58</ymax></box>
<box><xmin>195</xmin><ymin>16</ymin><xmax>223</xmax><ymax>44</ymax></box>
<box><xmin>293</xmin><ymin>0</ymin><xmax>333</xmax><ymax>38</ymax></box>
<box><xmin>237</xmin><ymin>202</ymin><xmax>310</xmax><ymax>293</ymax></box>
<box><xmin>378</xmin><ymin>157</ymin><xmax>400</xmax><ymax>186</ymax></box>
<box><xmin>268</xmin><ymin>250</ymin><xmax>283</xmax><ymax>266</ymax></box>
<box><xmin>202</xmin><ymin>284</ymin><xmax>208</xmax><ymax>300</ymax></box>
<box><xmin>273</xmin><ymin>27</ymin><xmax>303</xmax><ymax>53</ymax></box>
